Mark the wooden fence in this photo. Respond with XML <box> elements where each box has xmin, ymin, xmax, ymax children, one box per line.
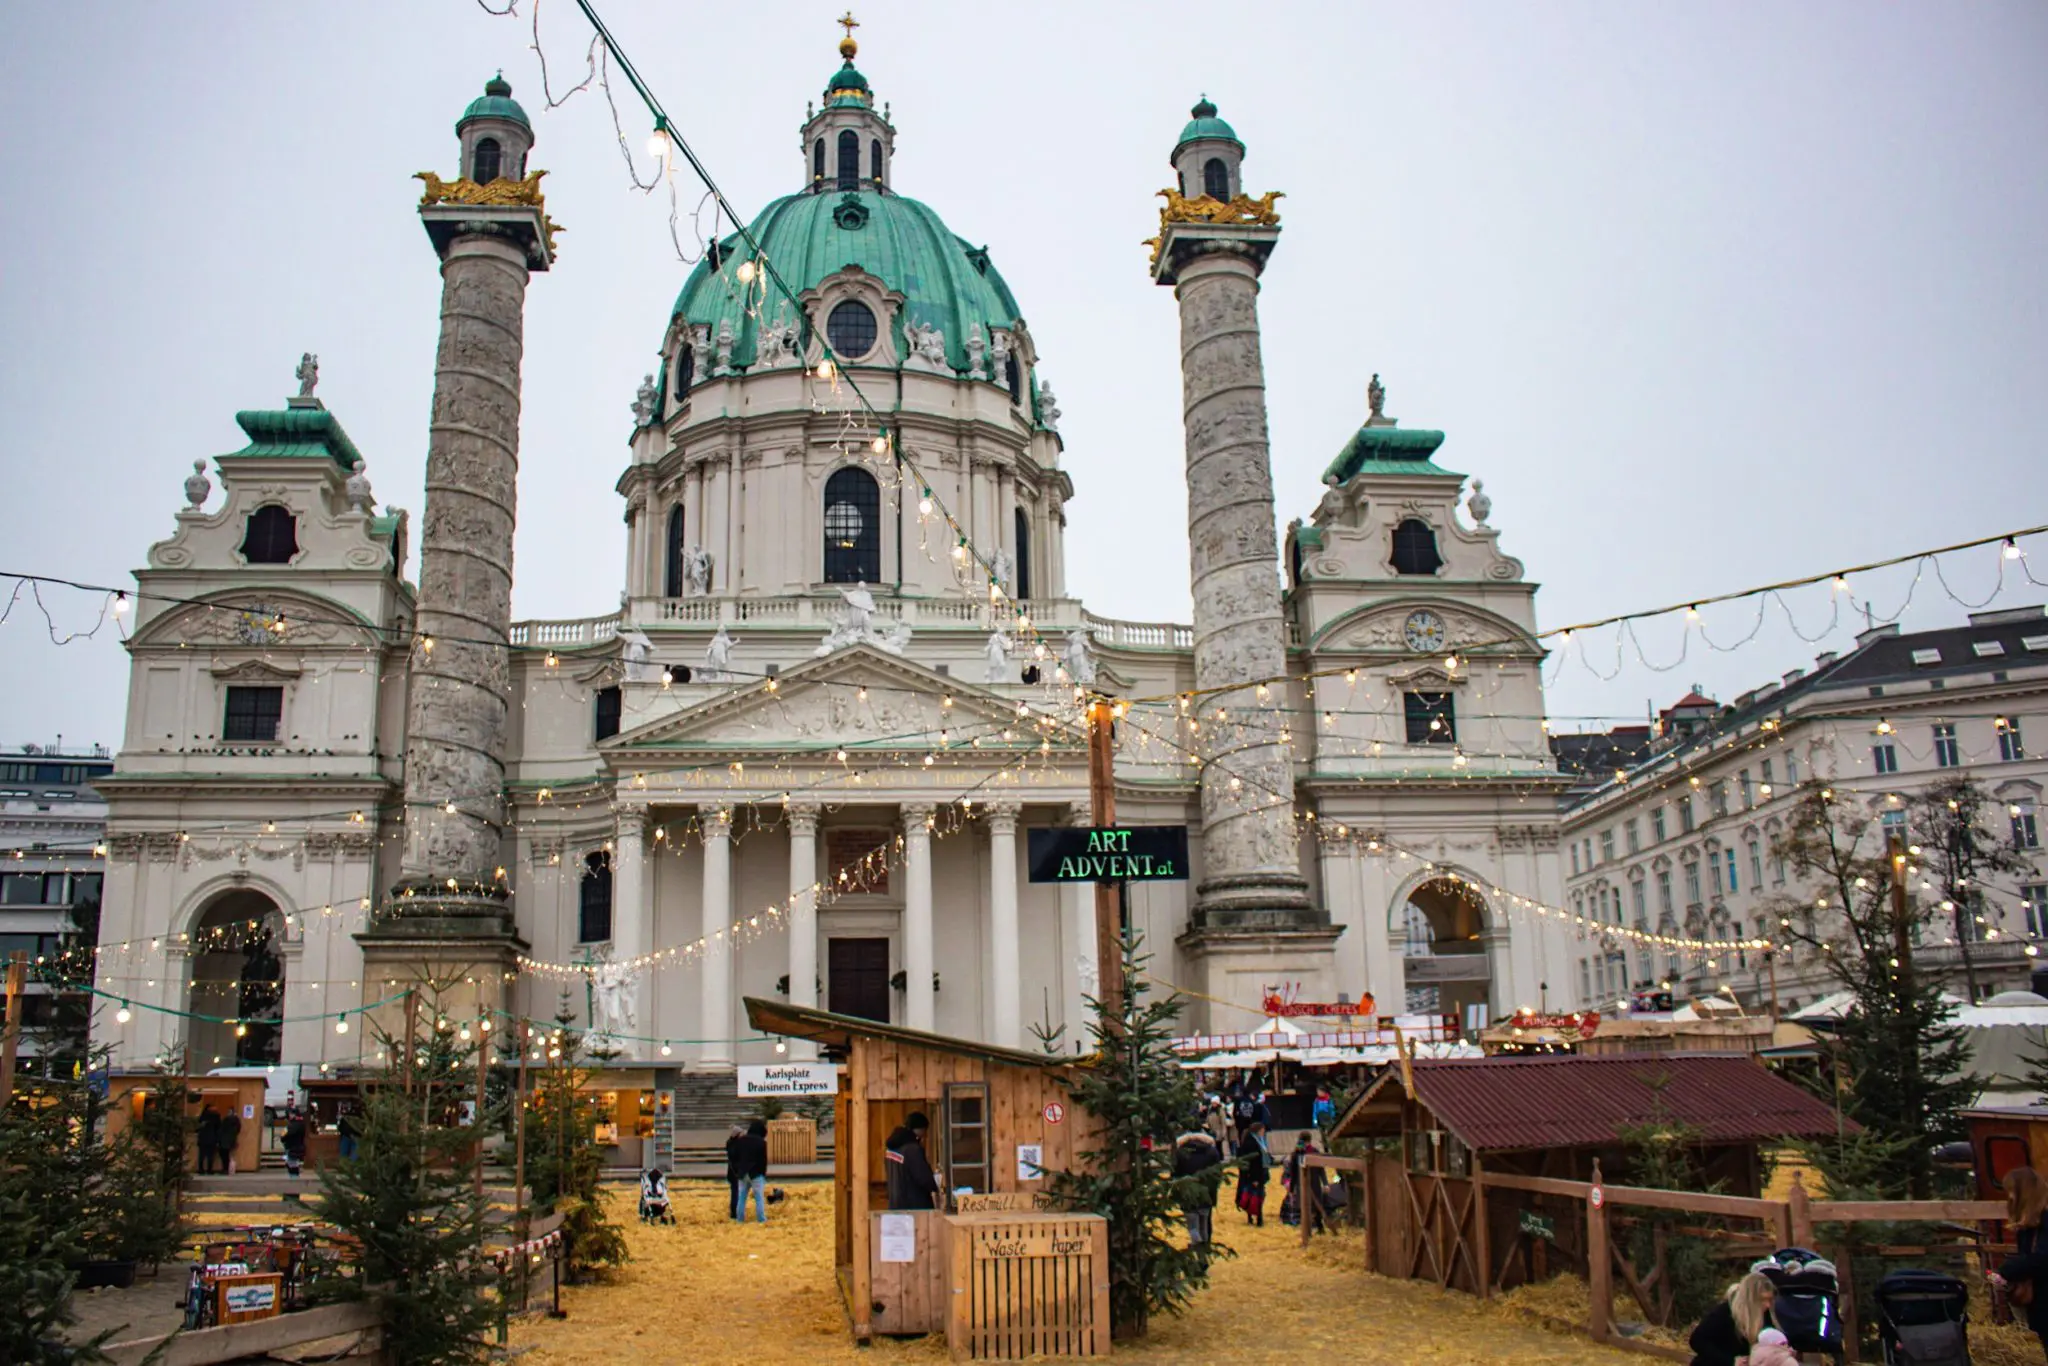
<box><xmin>104</xmin><ymin>1301</ymin><xmax>383</xmax><ymax>1366</ymax></box>
<box><xmin>1301</xmin><ymin>1154</ymin><xmax>2007</xmax><ymax>1364</ymax></box>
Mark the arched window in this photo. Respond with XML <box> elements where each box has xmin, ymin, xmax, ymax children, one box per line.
<box><xmin>1006</xmin><ymin>352</ymin><xmax>1023</xmax><ymax>405</ymax></box>
<box><xmin>1390</xmin><ymin>518</ymin><xmax>1443</xmax><ymax>575</ymax></box>
<box><xmin>241</xmin><ymin>505</ymin><xmax>298</xmax><ymax>565</ymax></box>
<box><xmin>870</xmin><ymin>138</ymin><xmax>884</xmax><ymax>185</ymax></box>
<box><xmin>472</xmin><ymin>137</ymin><xmax>502</xmax><ymax>184</ymax></box>
<box><xmin>822</xmin><ymin>466</ymin><xmax>881</xmax><ymax>583</ymax></box>
<box><xmin>836</xmin><ymin>130</ymin><xmax>860</xmax><ymax>191</ymax></box>
<box><xmin>1202</xmin><ymin>157</ymin><xmax>1230</xmax><ymax>200</ymax></box>
<box><xmin>812</xmin><ymin>138</ymin><xmax>825</xmax><ymax>182</ymax></box>
<box><xmin>594</xmin><ymin>686</ymin><xmax>622</xmax><ymax>741</ymax></box>
<box><xmin>672</xmin><ymin>343</ymin><xmax>695</xmax><ymax>400</ymax></box>
<box><xmin>1013</xmin><ymin>507</ymin><xmax>1032</xmax><ymax>601</ymax></box>
<box><xmin>663</xmin><ymin>505</ymin><xmax>686</xmax><ymax>597</ymax></box>
<box><xmin>578</xmin><ymin>851</ymin><xmax>612</xmax><ymax>943</ymax></box>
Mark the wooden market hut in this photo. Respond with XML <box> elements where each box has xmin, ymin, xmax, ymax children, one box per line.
<box><xmin>1328</xmin><ymin>1053</ymin><xmax>1844</xmax><ymax>1296</ymax></box>
<box><xmin>744</xmin><ymin>997</ymin><xmax>1103</xmax><ymax>1345</ymax></box>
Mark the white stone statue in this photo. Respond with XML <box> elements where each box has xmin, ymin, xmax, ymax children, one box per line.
<box><xmin>621</xmin><ymin>629</ymin><xmax>657</xmax><ymax>683</ymax></box>
<box><xmin>683</xmin><ymin>544</ymin><xmax>712</xmax><ymax>596</ymax></box>
<box><xmin>966</xmin><ymin>324</ymin><xmax>988</xmax><ymax>380</ymax></box>
<box><xmin>880</xmin><ymin>619</ymin><xmax>913</xmax><ymax>655</ymax></box>
<box><xmin>759</xmin><ymin>314</ymin><xmax>795</xmax><ymax>365</ymax></box>
<box><xmin>1038</xmin><ymin>382</ymin><xmax>1061</xmax><ymax>429</ymax></box>
<box><xmin>632</xmin><ymin>373</ymin><xmax>656</xmax><ymax>425</ymax></box>
<box><xmin>1062</xmin><ymin>628</ymin><xmax>1098</xmax><ymax>686</ymax></box>
<box><xmin>295</xmin><ymin>352</ymin><xmax>319</xmax><ymax>398</ymax></box>
<box><xmin>814</xmin><ymin>582</ymin><xmax>905</xmax><ymax>657</ymax></box>
<box><xmin>344</xmin><ymin>460</ymin><xmax>374</xmax><ymax>513</ymax></box>
<box><xmin>991</xmin><ymin>548</ymin><xmax>1015</xmax><ymax>592</ymax></box>
<box><xmin>714</xmin><ymin>318</ymin><xmax>735</xmax><ymax>375</ymax></box>
<box><xmin>990</xmin><ymin>328</ymin><xmax>1012</xmax><ymax>378</ymax></box>
<box><xmin>908</xmin><ymin>322</ymin><xmax>947</xmax><ymax>368</ymax></box>
<box><xmin>1466</xmin><ymin>478</ymin><xmax>1493</xmax><ymax>526</ymax></box>
<box><xmin>184</xmin><ymin>459</ymin><xmax>212</xmax><ymax>510</ymax></box>
<box><xmin>983</xmin><ymin>629</ymin><xmax>1012</xmax><ymax>683</ymax></box>
<box><xmin>703</xmin><ymin>624</ymin><xmax>736</xmax><ymax>681</ymax></box>
<box><xmin>591</xmin><ymin>957</ymin><xmax>636</xmax><ymax>1041</ymax></box>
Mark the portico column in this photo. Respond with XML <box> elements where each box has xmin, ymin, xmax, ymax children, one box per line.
<box><xmin>1061</xmin><ymin>803</ymin><xmax>1096</xmax><ymax>1050</ymax></box>
<box><xmin>787</xmin><ymin>802</ymin><xmax>821</xmax><ymax>1060</ymax></box>
<box><xmin>613</xmin><ymin>806</ymin><xmax>650</xmax><ymax>1054</ymax></box>
<box><xmin>986</xmin><ymin>803</ymin><xmax>1021</xmax><ymax>1049</ymax></box>
<box><xmin>902</xmin><ymin>803</ymin><xmax>936</xmax><ymax>1032</ymax></box>
<box><xmin>699</xmin><ymin>805</ymin><xmax>734</xmax><ymax>1068</ymax></box>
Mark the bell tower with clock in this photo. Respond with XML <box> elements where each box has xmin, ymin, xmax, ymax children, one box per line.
<box><xmin>1282</xmin><ymin>379</ymin><xmax>1571</xmax><ymax>1030</ymax></box>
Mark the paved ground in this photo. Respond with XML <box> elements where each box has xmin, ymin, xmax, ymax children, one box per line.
<box><xmin>509</xmin><ymin>1179</ymin><xmax>1640</xmax><ymax>1365</ymax></box>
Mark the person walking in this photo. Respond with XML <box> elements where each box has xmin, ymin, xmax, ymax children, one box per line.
<box><xmin>724</xmin><ymin>1123</ymin><xmax>748</xmax><ymax>1222</ymax></box>
<box><xmin>1173</xmin><ymin>1127</ymin><xmax>1224</xmax><ymax>1246</ymax></box>
<box><xmin>1312</xmin><ymin>1084</ymin><xmax>1337</xmax><ymax>1130</ymax></box>
<box><xmin>218</xmin><ymin>1105</ymin><xmax>244</xmax><ymax>1176</ymax></box>
<box><xmin>1688</xmin><ymin>1271</ymin><xmax>1776</xmax><ymax>1366</ymax></box>
<box><xmin>337</xmin><ymin>1103</ymin><xmax>360</xmax><ymax>1162</ymax></box>
<box><xmin>281</xmin><ymin>1107</ymin><xmax>308</xmax><ymax>1178</ymax></box>
<box><xmin>738</xmin><ymin>1118</ymin><xmax>771</xmax><ymax>1224</ymax></box>
<box><xmin>1235</xmin><ymin>1121</ymin><xmax>1270</xmax><ymax>1227</ymax></box>
<box><xmin>1287</xmin><ymin>1130</ymin><xmax>1331</xmax><ymax>1234</ymax></box>
<box><xmin>884</xmin><ymin>1112</ymin><xmax>942</xmax><ymax>1211</ymax></box>
<box><xmin>196</xmin><ymin>1104</ymin><xmax>222</xmax><ymax>1175</ymax></box>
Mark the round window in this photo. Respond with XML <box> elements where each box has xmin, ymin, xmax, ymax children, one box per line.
<box><xmin>824</xmin><ymin>501</ymin><xmax>864</xmax><ymax>547</ymax></box>
<box><xmin>825</xmin><ymin>299</ymin><xmax>878</xmax><ymax>360</ymax></box>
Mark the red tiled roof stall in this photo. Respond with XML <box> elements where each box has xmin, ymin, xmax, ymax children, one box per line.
<box><xmin>1334</xmin><ymin>1053</ymin><xmax>1846</xmax><ymax>1152</ymax></box>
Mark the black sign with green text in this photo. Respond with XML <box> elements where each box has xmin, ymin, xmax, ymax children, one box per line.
<box><xmin>1026</xmin><ymin>826</ymin><xmax>1190</xmax><ymax>884</ymax></box>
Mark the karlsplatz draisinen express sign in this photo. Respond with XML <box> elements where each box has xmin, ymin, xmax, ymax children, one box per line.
<box><xmin>1026</xmin><ymin>826</ymin><xmax>1190</xmax><ymax>883</ymax></box>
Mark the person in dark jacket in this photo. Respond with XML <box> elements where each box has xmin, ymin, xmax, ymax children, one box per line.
<box><xmin>1688</xmin><ymin>1271</ymin><xmax>1775</xmax><ymax>1366</ymax></box>
<box><xmin>337</xmin><ymin>1104</ymin><xmax>360</xmax><ymax>1162</ymax></box>
<box><xmin>1286</xmin><ymin>1131</ymin><xmax>1331</xmax><ymax>1234</ymax></box>
<box><xmin>281</xmin><ymin>1108</ymin><xmax>308</xmax><ymax>1178</ymax></box>
<box><xmin>1235</xmin><ymin>1121</ymin><xmax>1270</xmax><ymax>1226</ymax></box>
<box><xmin>218</xmin><ymin>1106</ymin><xmax>244</xmax><ymax>1175</ymax></box>
<box><xmin>196</xmin><ymin>1105</ymin><xmax>222</xmax><ymax>1175</ymax></box>
<box><xmin>737</xmin><ymin>1118</ymin><xmax>771</xmax><ymax>1224</ymax></box>
<box><xmin>885</xmin><ymin>1112</ymin><xmax>942</xmax><ymax>1211</ymax></box>
<box><xmin>1172</xmin><ymin>1130</ymin><xmax>1224</xmax><ymax>1245</ymax></box>
<box><xmin>724</xmin><ymin>1123</ymin><xmax>748</xmax><ymax>1221</ymax></box>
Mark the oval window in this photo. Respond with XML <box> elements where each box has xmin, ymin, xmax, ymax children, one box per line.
<box><xmin>825</xmin><ymin>299</ymin><xmax>878</xmax><ymax>360</ymax></box>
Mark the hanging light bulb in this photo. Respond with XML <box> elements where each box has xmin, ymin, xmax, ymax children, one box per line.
<box><xmin>335</xmin><ymin>1014</ymin><xmax>350</xmax><ymax>1034</ymax></box>
<box><xmin>871</xmin><ymin>433</ymin><xmax>888</xmax><ymax>454</ymax></box>
<box><xmin>2005</xmin><ymin>537</ymin><xmax>2024</xmax><ymax>560</ymax></box>
<box><xmin>115</xmin><ymin>1002</ymin><xmax>132</xmax><ymax>1024</ymax></box>
<box><xmin>918</xmin><ymin>490</ymin><xmax>932</xmax><ymax>516</ymax></box>
<box><xmin>646</xmin><ymin>121</ymin><xmax>670</xmax><ymax>161</ymax></box>
<box><xmin>112</xmin><ymin>590</ymin><xmax>130</xmax><ymax>617</ymax></box>
<box><xmin>815</xmin><ymin>360</ymin><xmax>835</xmax><ymax>380</ymax></box>
<box><xmin>736</xmin><ymin>259</ymin><xmax>757</xmax><ymax>284</ymax></box>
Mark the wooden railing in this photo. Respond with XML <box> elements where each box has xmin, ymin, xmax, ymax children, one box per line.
<box><xmin>104</xmin><ymin>1301</ymin><xmax>382</xmax><ymax>1366</ymax></box>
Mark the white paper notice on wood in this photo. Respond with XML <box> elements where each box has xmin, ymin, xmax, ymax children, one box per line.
<box><xmin>879</xmin><ymin>1212</ymin><xmax>917</xmax><ymax>1263</ymax></box>
<box><xmin>1017</xmin><ymin>1143</ymin><xmax>1044</xmax><ymax>1182</ymax></box>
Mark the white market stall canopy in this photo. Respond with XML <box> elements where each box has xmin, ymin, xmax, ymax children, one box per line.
<box><xmin>1173</xmin><ymin>1014</ymin><xmax>1481</xmax><ymax>1069</ymax></box>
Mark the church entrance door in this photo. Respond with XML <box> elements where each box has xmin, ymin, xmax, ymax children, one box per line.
<box><xmin>828</xmin><ymin>938</ymin><xmax>890</xmax><ymax>1023</ymax></box>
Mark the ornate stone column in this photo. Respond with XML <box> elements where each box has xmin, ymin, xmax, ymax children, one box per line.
<box><xmin>699</xmin><ymin>806</ymin><xmax>734</xmax><ymax>1068</ymax></box>
<box><xmin>985</xmin><ymin>803</ymin><xmax>1021</xmax><ymax>1049</ymax></box>
<box><xmin>901</xmin><ymin>803</ymin><xmax>935</xmax><ymax>1032</ymax></box>
<box><xmin>612</xmin><ymin>806</ymin><xmax>650</xmax><ymax>1053</ymax></box>
<box><xmin>787</xmin><ymin>802</ymin><xmax>821</xmax><ymax>1060</ymax></box>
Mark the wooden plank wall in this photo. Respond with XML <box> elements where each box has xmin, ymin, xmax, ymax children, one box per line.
<box><xmin>943</xmin><ymin>1214</ymin><xmax>1109</xmax><ymax>1361</ymax></box>
<box><xmin>870</xmin><ymin>1209</ymin><xmax>949</xmax><ymax>1335</ymax></box>
<box><xmin>860</xmin><ymin>1041</ymin><xmax>1098</xmax><ymax>1198</ymax></box>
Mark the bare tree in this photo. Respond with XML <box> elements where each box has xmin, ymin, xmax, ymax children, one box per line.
<box><xmin>1907</xmin><ymin>776</ymin><xmax>2031</xmax><ymax>1001</ymax></box>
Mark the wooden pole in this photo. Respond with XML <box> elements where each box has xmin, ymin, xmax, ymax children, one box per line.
<box><xmin>1587</xmin><ymin>1157</ymin><xmax>1612</xmax><ymax>1342</ymax></box>
<box><xmin>1088</xmin><ymin>700</ymin><xmax>1124</xmax><ymax>1028</ymax></box>
<box><xmin>402</xmin><ymin>986</ymin><xmax>419</xmax><ymax>1095</ymax></box>
<box><xmin>0</xmin><ymin>951</ymin><xmax>26</xmax><ymax>1109</ymax></box>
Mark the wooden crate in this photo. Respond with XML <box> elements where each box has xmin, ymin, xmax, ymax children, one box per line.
<box><xmin>869</xmin><ymin>1210</ymin><xmax>948</xmax><ymax>1335</ymax></box>
<box><xmin>767</xmin><ymin>1115</ymin><xmax>817</xmax><ymax>1166</ymax></box>
<box><xmin>942</xmin><ymin>1213</ymin><xmax>1109</xmax><ymax>1360</ymax></box>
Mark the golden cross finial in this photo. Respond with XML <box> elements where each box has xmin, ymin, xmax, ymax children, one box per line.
<box><xmin>838</xmin><ymin>10</ymin><xmax>860</xmax><ymax>55</ymax></box>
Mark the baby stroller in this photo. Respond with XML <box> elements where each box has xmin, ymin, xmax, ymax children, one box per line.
<box><xmin>638</xmin><ymin>1168</ymin><xmax>674</xmax><ymax>1225</ymax></box>
<box><xmin>1755</xmin><ymin>1248</ymin><xmax>1845</xmax><ymax>1361</ymax></box>
<box><xmin>1874</xmin><ymin>1269</ymin><xmax>1969</xmax><ymax>1365</ymax></box>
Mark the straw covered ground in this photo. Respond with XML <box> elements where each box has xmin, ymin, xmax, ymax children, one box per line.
<box><xmin>508</xmin><ymin>1178</ymin><xmax>1641</xmax><ymax>1364</ymax></box>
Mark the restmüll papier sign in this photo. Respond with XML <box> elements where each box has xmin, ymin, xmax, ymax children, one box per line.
<box><xmin>736</xmin><ymin>1062</ymin><xmax>839</xmax><ymax>1097</ymax></box>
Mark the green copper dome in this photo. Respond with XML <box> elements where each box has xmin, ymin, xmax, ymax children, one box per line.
<box><xmin>671</xmin><ymin>188</ymin><xmax>1028</xmax><ymax>381</ymax></box>
<box><xmin>459</xmin><ymin>72</ymin><xmax>531</xmax><ymax>131</ymax></box>
<box><xmin>1175</xmin><ymin>96</ymin><xmax>1240</xmax><ymax>153</ymax></box>
<box><xmin>1323</xmin><ymin>426</ymin><xmax>1459</xmax><ymax>484</ymax></box>
<box><xmin>827</xmin><ymin>60</ymin><xmax>871</xmax><ymax>101</ymax></box>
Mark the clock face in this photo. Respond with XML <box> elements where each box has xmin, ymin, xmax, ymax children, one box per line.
<box><xmin>1403</xmin><ymin>610</ymin><xmax>1447</xmax><ymax>652</ymax></box>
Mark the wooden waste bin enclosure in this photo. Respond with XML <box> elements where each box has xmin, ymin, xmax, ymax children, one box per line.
<box><xmin>767</xmin><ymin>1115</ymin><xmax>818</xmax><ymax>1166</ymax></box>
<box><xmin>745</xmin><ymin>996</ymin><xmax>1104</xmax><ymax>1350</ymax></box>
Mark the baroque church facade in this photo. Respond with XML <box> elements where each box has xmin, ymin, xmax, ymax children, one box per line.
<box><xmin>93</xmin><ymin>37</ymin><xmax>1575</xmax><ymax>1081</ymax></box>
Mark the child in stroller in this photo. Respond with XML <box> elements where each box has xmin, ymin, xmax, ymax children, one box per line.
<box><xmin>1874</xmin><ymin>1269</ymin><xmax>1969</xmax><ymax>1366</ymax></box>
<box><xmin>639</xmin><ymin>1167</ymin><xmax>675</xmax><ymax>1225</ymax></box>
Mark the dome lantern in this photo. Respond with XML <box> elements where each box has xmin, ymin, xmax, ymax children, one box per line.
<box><xmin>455</xmin><ymin>71</ymin><xmax>533</xmax><ymax>187</ymax></box>
<box><xmin>1171</xmin><ymin>94</ymin><xmax>1245</xmax><ymax>203</ymax></box>
<box><xmin>802</xmin><ymin>13</ymin><xmax>893</xmax><ymax>193</ymax></box>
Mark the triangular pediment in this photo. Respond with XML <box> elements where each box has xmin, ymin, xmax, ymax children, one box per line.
<box><xmin>601</xmin><ymin>644</ymin><xmax>1083</xmax><ymax>756</ymax></box>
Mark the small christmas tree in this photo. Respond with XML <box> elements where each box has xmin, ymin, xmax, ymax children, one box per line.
<box><xmin>1046</xmin><ymin>930</ymin><xmax>1228</xmax><ymax>1339</ymax></box>
<box><xmin>519</xmin><ymin>996</ymin><xmax>627</xmax><ymax>1280</ymax></box>
<box><xmin>313</xmin><ymin>985</ymin><xmax>498</xmax><ymax>1366</ymax></box>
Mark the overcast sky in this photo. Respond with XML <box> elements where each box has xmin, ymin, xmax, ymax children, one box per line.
<box><xmin>3</xmin><ymin>2</ymin><xmax>2044</xmax><ymax>750</ymax></box>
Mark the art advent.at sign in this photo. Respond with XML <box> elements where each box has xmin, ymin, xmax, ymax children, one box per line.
<box><xmin>1026</xmin><ymin>826</ymin><xmax>1189</xmax><ymax>883</ymax></box>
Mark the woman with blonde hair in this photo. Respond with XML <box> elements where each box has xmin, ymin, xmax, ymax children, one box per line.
<box><xmin>2006</xmin><ymin>1165</ymin><xmax>2048</xmax><ymax>1255</ymax></box>
<box><xmin>1687</xmin><ymin>1270</ymin><xmax>1776</xmax><ymax>1366</ymax></box>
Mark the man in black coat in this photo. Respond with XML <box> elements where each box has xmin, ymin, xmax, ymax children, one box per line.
<box><xmin>736</xmin><ymin>1118</ymin><xmax>771</xmax><ymax>1224</ymax></box>
<box><xmin>885</xmin><ymin>1112</ymin><xmax>942</xmax><ymax>1210</ymax></box>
